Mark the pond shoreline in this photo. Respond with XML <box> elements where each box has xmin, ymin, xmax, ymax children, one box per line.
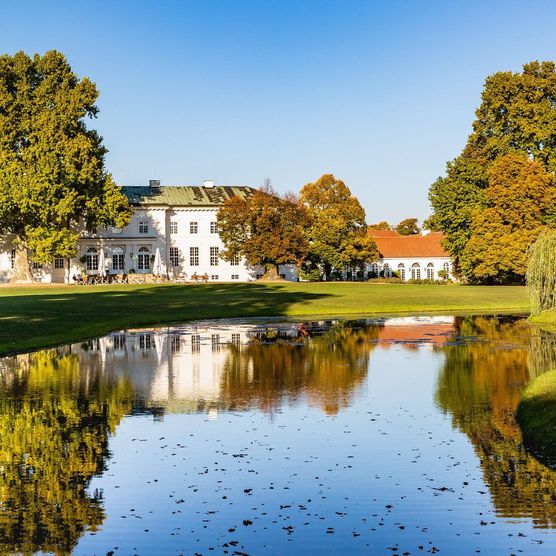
<box><xmin>517</xmin><ymin>370</ymin><xmax>556</xmax><ymax>469</ymax></box>
<box><xmin>0</xmin><ymin>308</ymin><xmax>531</xmax><ymax>358</ymax></box>
<box><xmin>0</xmin><ymin>282</ymin><xmax>529</xmax><ymax>356</ymax></box>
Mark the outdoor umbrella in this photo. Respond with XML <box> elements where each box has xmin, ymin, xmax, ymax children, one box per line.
<box><xmin>98</xmin><ymin>248</ymin><xmax>106</xmax><ymax>277</ymax></box>
<box><xmin>153</xmin><ymin>248</ymin><xmax>163</xmax><ymax>276</ymax></box>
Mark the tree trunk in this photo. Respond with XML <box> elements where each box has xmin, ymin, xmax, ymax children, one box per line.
<box><xmin>261</xmin><ymin>264</ymin><xmax>284</xmax><ymax>281</ymax></box>
<box><xmin>10</xmin><ymin>242</ymin><xmax>34</xmax><ymax>283</ymax></box>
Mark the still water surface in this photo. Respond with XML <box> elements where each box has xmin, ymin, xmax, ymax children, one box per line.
<box><xmin>1</xmin><ymin>315</ymin><xmax>556</xmax><ymax>555</ymax></box>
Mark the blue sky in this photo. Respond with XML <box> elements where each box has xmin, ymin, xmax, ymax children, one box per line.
<box><xmin>2</xmin><ymin>0</ymin><xmax>556</xmax><ymax>223</ymax></box>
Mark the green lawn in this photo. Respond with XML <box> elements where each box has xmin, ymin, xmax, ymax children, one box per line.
<box><xmin>0</xmin><ymin>282</ymin><xmax>529</xmax><ymax>355</ymax></box>
<box><xmin>517</xmin><ymin>370</ymin><xmax>556</xmax><ymax>467</ymax></box>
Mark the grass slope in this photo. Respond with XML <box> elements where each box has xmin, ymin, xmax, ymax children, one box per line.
<box><xmin>529</xmin><ymin>308</ymin><xmax>556</xmax><ymax>325</ymax></box>
<box><xmin>0</xmin><ymin>282</ymin><xmax>529</xmax><ymax>355</ymax></box>
<box><xmin>517</xmin><ymin>370</ymin><xmax>556</xmax><ymax>468</ymax></box>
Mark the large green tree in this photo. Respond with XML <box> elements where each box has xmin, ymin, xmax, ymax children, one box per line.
<box><xmin>368</xmin><ymin>221</ymin><xmax>391</xmax><ymax>230</ymax></box>
<box><xmin>0</xmin><ymin>50</ymin><xmax>131</xmax><ymax>282</ymax></box>
<box><xmin>395</xmin><ymin>217</ymin><xmax>420</xmax><ymax>236</ymax></box>
<box><xmin>217</xmin><ymin>184</ymin><xmax>309</xmax><ymax>278</ymax></box>
<box><xmin>299</xmin><ymin>174</ymin><xmax>378</xmax><ymax>280</ymax></box>
<box><xmin>428</xmin><ymin>61</ymin><xmax>556</xmax><ymax>282</ymax></box>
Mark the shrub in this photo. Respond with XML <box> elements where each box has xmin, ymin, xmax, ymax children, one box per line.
<box><xmin>367</xmin><ymin>276</ymin><xmax>404</xmax><ymax>284</ymax></box>
<box><xmin>406</xmin><ymin>278</ymin><xmax>449</xmax><ymax>285</ymax></box>
<box><xmin>300</xmin><ymin>267</ymin><xmax>322</xmax><ymax>282</ymax></box>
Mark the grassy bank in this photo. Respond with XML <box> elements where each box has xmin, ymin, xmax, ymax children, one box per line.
<box><xmin>0</xmin><ymin>282</ymin><xmax>529</xmax><ymax>355</ymax></box>
<box><xmin>517</xmin><ymin>370</ymin><xmax>556</xmax><ymax>468</ymax></box>
<box><xmin>529</xmin><ymin>308</ymin><xmax>556</xmax><ymax>326</ymax></box>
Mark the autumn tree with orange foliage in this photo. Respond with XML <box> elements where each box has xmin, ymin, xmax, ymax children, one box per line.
<box><xmin>464</xmin><ymin>153</ymin><xmax>556</xmax><ymax>283</ymax></box>
<box><xmin>217</xmin><ymin>184</ymin><xmax>309</xmax><ymax>278</ymax></box>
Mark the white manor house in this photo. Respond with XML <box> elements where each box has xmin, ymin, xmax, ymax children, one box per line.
<box><xmin>0</xmin><ymin>180</ymin><xmax>453</xmax><ymax>284</ymax></box>
<box><xmin>0</xmin><ymin>180</ymin><xmax>298</xmax><ymax>284</ymax></box>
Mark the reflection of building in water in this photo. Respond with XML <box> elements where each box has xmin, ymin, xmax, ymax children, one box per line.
<box><xmin>67</xmin><ymin>318</ymin><xmax>459</xmax><ymax>416</ymax></box>
<box><xmin>377</xmin><ymin>316</ymin><xmax>455</xmax><ymax>349</ymax></box>
<box><xmin>70</xmin><ymin>320</ymin><xmax>382</xmax><ymax>415</ymax></box>
<box><xmin>78</xmin><ymin>324</ymin><xmax>253</xmax><ymax>412</ymax></box>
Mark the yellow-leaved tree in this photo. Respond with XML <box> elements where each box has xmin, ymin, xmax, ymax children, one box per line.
<box><xmin>464</xmin><ymin>152</ymin><xmax>556</xmax><ymax>283</ymax></box>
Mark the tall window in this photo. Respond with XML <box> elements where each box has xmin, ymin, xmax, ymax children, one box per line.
<box><xmin>190</xmin><ymin>222</ymin><xmax>198</xmax><ymax>234</ymax></box>
<box><xmin>32</xmin><ymin>261</ymin><xmax>42</xmax><ymax>270</ymax></box>
<box><xmin>112</xmin><ymin>248</ymin><xmax>124</xmax><ymax>271</ymax></box>
<box><xmin>190</xmin><ymin>247</ymin><xmax>199</xmax><ymax>266</ymax></box>
<box><xmin>427</xmin><ymin>263</ymin><xmax>434</xmax><ymax>280</ymax></box>
<box><xmin>113</xmin><ymin>334</ymin><xmax>126</xmax><ymax>350</ymax></box>
<box><xmin>54</xmin><ymin>257</ymin><xmax>64</xmax><ymax>269</ymax></box>
<box><xmin>86</xmin><ymin>248</ymin><xmax>98</xmax><ymax>271</ymax></box>
<box><xmin>139</xmin><ymin>221</ymin><xmax>149</xmax><ymax>234</ymax></box>
<box><xmin>210</xmin><ymin>246</ymin><xmax>219</xmax><ymax>266</ymax></box>
<box><xmin>171</xmin><ymin>335</ymin><xmax>181</xmax><ymax>354</ymax></box>
<box><xmin>139</xmin><ymin>333</ymin><xmax>153</xmax><ymax>349</ymax></box>
<box><xmin>411</xmin><ymin>263</ymin><xmax>420</xmax><ymax>280</ymax></box>
<box><xmin>191</xmin><ymin>334</ymin><xmax>201</xmax><ymax>353</ymax></box>
<box><xmin>170</xmin><ymin>221</ymin><xmax>178</xmax><ymax>234</ymax></box>
<box><xmin>443</xmin><ymin>262</ymin><xmax>450</xmax><ymax>279</ymax></box>
<box><xmin>137</xmin><ymin>247</ymin><xmax>150</xmax><ymax>271</ymax></box>
<box><xmin>10</xmin><ymin>248</ymin><xmax>15</xmax><ymax>269</ymax></box>
<box><xmin>383</xmin><ymin>263</ymin><xmax>391</xmax><ymax>278</ymax></box>
<box><xmin>170</xmin><ymin>246</ymin><xmax>180</xmax><ymax>267</ymax></box>
<box><xmin>210</xmin><ymin>222</ymin><xmax>218</xmax><ymax>234</ymax></box>
<box><xmin>398</xmin><ymin>263</ymin><xmax>405</xmax><ymax>280</ymax></box>
<box><xmin>230</xmin><ymin>256</ymin><xmax>240</xmax><ymax>266</ymax></box>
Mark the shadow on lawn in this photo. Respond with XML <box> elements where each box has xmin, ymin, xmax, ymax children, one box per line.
<box><xmin>0</xmin><ymin>283</ymin><xmax>333</xmax><ymax>355</ymax></box>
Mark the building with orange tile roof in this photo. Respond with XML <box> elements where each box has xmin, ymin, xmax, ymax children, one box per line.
<box><xmin>368</xmin><ymin>229</ymin><xmax>453</xmax><ymax>281</ymax></box>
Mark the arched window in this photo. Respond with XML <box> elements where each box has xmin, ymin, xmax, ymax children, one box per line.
<box><xmin>427</xmin><ymin>263</ymin><xmax>434</xmax><ymax>280</ymax></box>
<box><xmin>138</xmin><ymin>247</ymin><xmax>150</xmax><ymax>271</ymax></box>
<box><xmin>398</xmin><ymin>263</ymin><xmax>405</xmax><ymax>281</ymax></box>
<box><xmin>411</xmin><ymin>263</ymin><xmax>420</xmax><ymax>280</ymax></box>
<box><xmin>371</xmin><ymin>262</ymin><xmax>379</xmax><ymax>275</ymax></box>
<box><xmin>112</xmin><ymin>247</ymin><xmax>124</xmax><ymax>271</ymax></box>
<box><xmin>443</xmin><ymin>262</ymin><xmax>450</xmax><ymax>279</ymax></box>
<box><xmin>86</xmin><ymin>247</ymin><xmax>98</xmax><ymax>271</ymax></box>
<box><xmin>383</xmin><ymin>263</ymin><xmax>391</xmax><ymax>278</ymax></box>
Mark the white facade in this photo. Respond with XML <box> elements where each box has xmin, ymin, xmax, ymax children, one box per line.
<box><xmin>367</xmin><ymin>256</ymin><xmax>453</xmax><ymax>281</ymax></box>
<box><xmin>0</xmin><ymin>184</ymin><xmax>298</xmax><ymax>283</ymax></box>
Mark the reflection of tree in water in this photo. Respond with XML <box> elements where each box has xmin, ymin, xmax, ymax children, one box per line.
<box><xmin>220</xmin><ymin>321</ymin><xmax>382</xmax><ymax>415</ymax></box>
<box><xmin>0</xmin><ymin>350</ymin><xmax>134</xmax><ymax>554</ymax></box>
<box><xmin>435</xmin><ymin>316</ymin><xmax>556</xmax><ymax>527</ymax></box>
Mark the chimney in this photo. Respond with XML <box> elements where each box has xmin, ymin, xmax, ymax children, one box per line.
<box><xmin>203</xmin><ymin>179</ymin><xmax>215</xmax><ymax>188</ymax></box>
<box><xmin>149</xmin><ymin>179</ymin><xmax>161</xmax><ymax>189</ymax></box>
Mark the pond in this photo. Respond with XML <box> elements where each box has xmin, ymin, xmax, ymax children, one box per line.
<box><xmin>1</xmin><ymin>315</ymin><xmax>556</xmax><ymax>555</ymax></box>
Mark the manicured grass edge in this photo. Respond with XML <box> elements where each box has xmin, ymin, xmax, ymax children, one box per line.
<box><xmin>530</xmin><ymin>308</ymin><xmax>556</xmax><ymax>325</ymax></box>
<box><xmin>0</xmin><ymin>306</ymin><xmax>530</xmax><ymax>358</ymax></box>
<box><xmin>516</xmin><ymin>369</ymin><xmax>556</xmax><ymax>468</ymax></box>
<box><xmin>0</xmin><ymin>283</ymin><xmax>530</xmax><ymax>356</ymax></box>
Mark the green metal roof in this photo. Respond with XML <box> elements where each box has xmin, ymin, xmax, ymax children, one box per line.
<box><xmin>121</xmin><ymin>185</ymin><xmax>256</xmax><ymax>207</ymax></box>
